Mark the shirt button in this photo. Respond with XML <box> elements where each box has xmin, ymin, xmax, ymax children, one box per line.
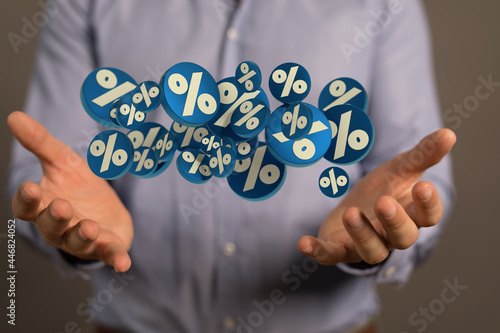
<box><xmin>222</xmin><ymin>316</ymin><xmax>236</xmax><ymax>331</ymax></box>
<box><xmin>384</xmin><ymin>266</ymin><xmax>396</xmax><ymax>278</ymax></box>
<box><xmin>222</xmin><ymin>242</ymin><xmax>237</xmax><ymax>257</ymax></box>
<box><xmin>226</xmin><ymin>28</ymin><xmax>239</xmax><ymax>40</ymax></box>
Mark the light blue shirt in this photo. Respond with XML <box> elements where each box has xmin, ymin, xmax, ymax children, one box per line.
<box><xmin>8</xmin><ymin>1</ymin><xmax>454</xmax><ymax>332</ymax></box>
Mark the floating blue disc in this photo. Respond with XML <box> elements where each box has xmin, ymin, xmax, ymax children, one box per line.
<box><xmin>234</xmin><ymin>137</ymin><xmax>259</xmax><ymax>160</ymax></box>
<box><xmin>235</xmin><ymin>61</ymin><xmax>262</xmax><ymax>93</ymax></box>
<box><xmin>280</xmin><ymin>102</ymin><xmax>313</xmax><ymax>141</ymax></box>
<box><xmin>176</xmin><ymin>149</ymin><xmax>212</xmax><ymax>184</ymax></box>
<box><xmin>129</xmin><ymin>147</ymin><xmax>158</xmax><ymax>177</ymax></box>
<box><xmin>209</xmin><ymin>146</ymin><xmax>236</xmax><ymax>178</ymax></box>
<box><xmin>132</xmin><ymin>81</ymin><xmax>162</xmax><ymax>113</ymax></box>
<box><xmin>230</xmin><ymin>98</ymin><xmax>270</xmax><ymax>139</ymax></box>
<box><xmin>81</xmin><ymin>67</ymin><xmax>137</xmax><ymax>128</ymax></box>
<box><xmin>153</xmin><ymin>128</ymin><xmax>178</xmax><ymax>162</ymax></box>
<box><xmin>318</xmin><ymin>167</ymin><xmax>350</xmax><ymax>198</ymax></box>
<box><xmin>87</xmin><ymin>130</ymin><xmax>133</xmax><ymax>179</ymax></box>
<box><xmin>265</xmin><ymin>103</ymin><xmax>331</xmax><ymax>167</ymax></box>
<box><xmin>170</xmin><ymin>122</ymin><xmax>211</xmax><ymax>151</ymax></box>
<box><xmin>160</xmin><ymin>62</ymin><xmax>220</xmax><ymax>126</ymax></box>
<box><xmin>227</xmin><ymin>143</ymin><xmax>286</xmax><ymax>201</ymax></box>
<box><xmin>318</xmin><ymin>77</ymin><xmax>368</xmax><ymax>113</ymax></box>
<box><xmin>268</xmin><ymin>63</ymin><xmax>310</xmax><ymax>104</ymax></box>
<box><xmin>322</xmin><ymin>104</ymin><xmax>374</xmax><ymax>165</ymax></box>
<box><xmin>116</xmin><ymin>97</ymin><xmax>146</xmax><ymax>129</ymax></box>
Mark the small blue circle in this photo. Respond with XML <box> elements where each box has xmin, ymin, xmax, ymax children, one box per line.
<box><xmin>322</xmin><ymin>104</ymin><xmax>374</xmax><ymax>165</ymax></box>
<box><xmin>318</xmin><ymin>167</ymin><xmax>350</xmax><ymax>198</ymax></box>
<box><xmin>227</xmin><ymin>143</ymin><xmax>286</xmax><ymax>201</ymax></box>
<box><xmin>81</xmin><ymin>67</ymin><xmax>137</xmax><ymax>128</ymax></box>
<box><xmin>265</xmin><ymin>103</ymin><xmax>331</xmax><ymax>167</ymax></box>
<box><xmin>116</xmin><ymin>97</ymin><xmax>146</xmax><ymax>129</ymax></box>
<box><xmin>129</xmin><ymin>147</ymin><xmax>158</xmax><ymax>177</ymax></box>
<box><xmin>176</xmin><ymin>149</ymin><xmax>212</xmax><ymax>184</ymax></box>
<box><xmin>200</xmin><ymin>133</ymin><xmax>224</xmax><ymax>155</ymax></box>
<box><xmin>318</xmin><ymin>77</ymin><xmax>368</xmax><ymax>113</ymax></box>
<box><xmin>153</xmin><ymin>128</ymin><xmax>178</xmax><ymax>162</ymax></box>
<box><xmin>87</xmin><ymin>130</ymin><xmax>133</xmax><ymax>179</ymax></box>
<box><xmin>280</xmin><ymin>102</ymin><xmax>313</xmax><ymax>141</ymax></box>
<box><xmin>209</xmin><ymin>146</ymin><xmax>236</xmax><ymax>178</ymax></box>
<box><xmin>132</xmin><ymin>81</ymin><xmax>162</xmax><ymax>113</ymax></box>
<box><xmin>170</xmin><ymin>122</ymin><xmax>210</xmax><ymax>151</ymax></box>
<box><xmin>230</xmin><ymin>98</ymin><xmax>270</xmax><ymax>139</ymax></box>
<box><xmin>235</xmin><ymin>61</ymin><xmax>262</xmax><ymax>93</ymax></box>
<box><xmin>207</xmin><ymin>77</ymin><xmax>270</xmax><ymax>143</ymax></box>
<box><xmin>160</xmin><ymin>62</ymin><xmax>220</xmax><ymax>127</ymax></box>
<box><xmin>234</xmin><ymin>137</ymin><xmax>259</xmax><ymax>160</ymax></box>
<box><xmin>268</xmin><ymin>63</ymin><xmax>311</xmax><ymax>104</ymax></box>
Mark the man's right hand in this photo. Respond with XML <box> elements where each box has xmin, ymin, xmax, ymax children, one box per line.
<box><xmin>8</xmin><ymin>111</ymin><xmax>133</xmax><ymax>272</ymax></box>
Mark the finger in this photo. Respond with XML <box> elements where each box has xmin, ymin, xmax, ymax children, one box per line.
<box><xmin>375</xmin><ymin>196</ymin><xmax>419</xmax><ymax>249</ymax></box>
<box><xmin>389</xmin><ymin>128</ymin><xmax>456</xmax><ymax>177</ymax></box>
<box><xmin>96</xmin><ymin>242</ymin><xmax>132</xmax><ymax>273</ymax></box>
<box><xmin>7</xmin><ymin>111</ymin><xmax>80</xmax><ymax>167</ymax></box>
<box><xmin>411</xmin><ymin>181</ymin><xmax>443</xmax><ymax>227</ymax></box>
<box><xmin>343</xmin><ymin>208</ymin><xmax>390</xmax><ymax>265</ymax></box>
<box><xmin>12</xmin><ymin>181</ymin><xmax>43</xmax><ymax>221</ymax></box>
<box><xmin>35</xmin><ymin>198</ymin><xmax>73</xmax><ymax>245</ymax></box>
<box><xmin>63</xmin><ymin>219</ymin><xmax>100</xmax><ymax>256</ymax></box>
<box><xmin>298</xmin><ymin>235</ymin><xmax>356</xmax><ymax>265</ymax></box>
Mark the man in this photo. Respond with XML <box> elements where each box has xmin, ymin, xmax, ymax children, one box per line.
<box><xmin>7</xmin><ymin>1</ymin><xmax>455</xmax><ymax>332</ymax></box>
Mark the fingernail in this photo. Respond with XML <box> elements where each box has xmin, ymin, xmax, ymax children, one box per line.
<box><xmin>302</xmin><ymin>246</ymin><xmax>313</xmax><ymax>254</ymax></box>
<box><xmin>381</xmin><ymin>203</ymin><xmax>396</xmax><ymax>219</ymax></box>
<box><xmin>78</xmin><ymin>227</ymin><xmax>87</xmax><ymax>241</ymax></box>
<box><xmin>346</xmin><ymin>213</ymin><xmax>364</xmax><ymax>230</ymax></box>
<box><xmin>418</xmin><ymin>187</ymin><xmax>432</xmax><ymax>201</ymax></box>
<box><xmin>20</xmin><ymin>186</ymin><xmax>33</xmax><ymax>203</ymax></box>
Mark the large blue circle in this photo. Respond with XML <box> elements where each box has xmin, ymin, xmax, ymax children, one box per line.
<box><xmin>87</xmin><ymin>130</ymin><xmax>133</xmax><ymax>179</ymax></box>
<box><xmin>268</xmin><ymin>63</ymin><xmax>311</xmax><ymax>104</ymax></box>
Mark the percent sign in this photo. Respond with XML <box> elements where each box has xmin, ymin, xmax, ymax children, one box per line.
<box><xmin>323</xmin><ymin>104</ymin><xmax>374</xmax><ymax>165</ymax></box>
<box><xmin>230</xmin><ymin>98</ymin><xmax>270</xmax><ymax>139</ymax></box>
<box><xmin>116</xmin><ymin>97</ymin><xmax>146</xmax><ymax>129</ymax></box>
<box><xmin>176</xmin><ymin>149</ymin><xmax>212</xmax><ymax>184</ymax></box>
<box><xmin>170</xmin><ymin>122</ymin><xmax>210</xmax><ymax>151</ymax></box>
<box><xmin>87</xmin><ymin>130</ymin><xmax>133</xmax><ymax>179</ymax></box>
<box><xmin>154</xmin><ymin>130</ymin><xmax>177</xmax><ymax>162</ymax></box>
<box><xmin>280</xmin><ymin>102</ymin><xmax>312</xmax><ymax>141</ymax></box>
<box><xmin>269</xmin><ymin>63</ymin><xmax>311</xmax><ymax>104</ymax></box>
<box><xmin>131</xmin><ymin>148</ymin><xmax>157</xmax><ymax>177</ymax></box>
<box><xmin>209</xmin><ymin>146</ymin><xmax>236</xmax><ymax>178</ymax></box>
<box><xmin>227</xmin><ymin>143</ymin><xmax>286</xmax><ymax>201</ymax></box>
<box><xmin>235</xmin><ymin>61</ymin><xmax>261</xmax><ymax>92</ymax></box>
<box><xmin>318</xmin><ymin>78</ymin><xmax>368</xmax><ymax>113</ymax></box>
<box><xmin>161</xmin><ymin>62</ymin><xmax>220</xmax><ymax>126</ymax></box>
<box><xmin>133</xmin><ymin>81</ymin><xmax>161</xmax><ymax>112</ymax></box>
<box><xmin>318</xmin><ymin>167</ymin><xmax>350</xmax><ymax>198</ymax></box>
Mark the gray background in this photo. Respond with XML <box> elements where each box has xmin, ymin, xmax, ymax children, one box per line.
<box><xmin>1</xmin><ymin>1</ymin><xmax>499</xmax><ymax>332</ymax></box>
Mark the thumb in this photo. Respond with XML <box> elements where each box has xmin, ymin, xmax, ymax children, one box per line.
<box><xmin>388</xmin><ymin>128</ymin><xmax>456</xmax><ymax>177</ymax></box>
<box><xmin>7</xmin><ymin>111</ymin><xmax>83</xmax><ymax>169</ymax></box>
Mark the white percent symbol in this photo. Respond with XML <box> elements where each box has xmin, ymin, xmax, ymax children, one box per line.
<box><xmin>168</xmin><ymin>72</ymin><xmax>217</xmax><ymax>117</ymax></box>
<box><xmin>133</xmin><ymin>149</ymin><xmax>155</xmax><ymax>172</ymax></box>
<box><xmin>214</xmin><ymin>81</ymin><xmax>262</xmax><ymax>128</ymax></box>
<box><xmin>209</xmin><ymin>148</ymin><xmax>232</xmax><ymax>174</ymax></box>
<box><xmin>89</xmin><ymin>133</ymin><xmax>128</xmax><ymax>172</ymax></box>
<box><xmin>322</xmin><ymin>80</ymin><xmax>362</xmax><ymax>111</ymax></box>
<box><xmin>233</xmin><ymin>100</ymin><xmax>265</xmax><ymax>130</ymax></box>
<box><xmin>172</xmin><ymin>123</ymin><xmax>209</xmax><ymax>148</ymax></box>
<box><xmin>237</xmin><ymin>146</ymin><xmax>280</xmax><ymax>192</ymax></box>
<box><xmin>156</xmin><ymin>133</ymin><xmax>174</xmax><ymax>159</ymax></box>
<box><xmin>202</xmin><ymin>136</ymin><xmax>220</xmax><ymax>151</ymax></box>
<box><xmin>135</xmin><ymin>82</ymin><xmax>160</xmax><ymax>109</ymax></box>
<box><xmin>237</xmin><ymin>63</ymin><xmax>257</xmax><ymax>91</ymax></box>
<box><xmin>272</xmin><ymin>66</ymin><xmax>308</xmax><ymax>98</ymax></box>
<box><xmin>91</xmin><ymin>69</ymin><xmax>136</xmax><ymax>107</ymax></box>
<box><xmin>282</xmin><ymin>104</ymin><xmax>307</xmax><ymax>137</ymax></box>
<box><xmin>182</xmin><ymin>151</ymin><xmax>211</xmax><ymax>176</ymax></box>
<box><xmin>330</xmin><ymin>110</ymin><xmax>370</xmax><ymax>160</ymax></box>
<box><xmin>320</xmin><ymin>168</ymin><xmax>348</xmax><ymax>196</ymax></box>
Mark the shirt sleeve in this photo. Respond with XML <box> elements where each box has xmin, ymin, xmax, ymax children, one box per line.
<box><xmin>7</xmin><ymin>0</ymin><xmax>102</xmax><ymax>279</ymax></box>
<box><xmin>337</xmin><ymin>0</ymin><xmax>455</xmax><ymax>284</ymax></box>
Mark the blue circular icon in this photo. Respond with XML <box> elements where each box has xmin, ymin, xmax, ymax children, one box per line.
<box><xmin>176</xmin><ymin>149</ymin><xmax>212</xmax><ymax>184</ymax></box>
<box><xmin>81</xmin><ymin>68</ymin><xmax>137</xmax><ymax>128</ymax></box>
<box><xmin>265</xmin><ymin>103</ymin><xmax>331</xmax><ymax>167</ymax></box>
<box><xmin>132</xmin><ymin>81</ymin><xmax>162</xmax><ymax>113</ymax></box>
<box><xmin>230</xmin><ymin>98</ymin><xmax>270</xmax><ymax>139</ymax></box>
<box><xmin>127</xmin><ymin>122</ymin><xmax>171</xmax><ymax>178</ymax></box>
<box><xmin>323</xmin><ymin>104</ymin><xmax>374</xmax><ymax>165</ymax></box>
<box><xmin>209</xmin><ymin>146</ymin><xmax>236</xmax><ymax>178</ymax></box>
<box><xmin>200</xmin><ymin>133</ymin><xmax>223</xmax><ymax>155</ymax></box>
<box><xmin>318</xmin><ymin>77</ymin><xmax>368</xmax><ymax>113</ymax></box>
<box><xmin>153</xmin><ymin>128</ymin><xmax>178</xmax><ymax>162</ymax></box>
<box><xmin>268</xmin><ymin>63</ymin><xmax>311</xmax><ymax>104</ymax></box>
<box><xmin>227</xmin><ymin>143</ymin><xmax>286</xmax><ymax>201</ymax></box>
<box><xmin>87</xmin><ymin>130</ymin><xmax>133</xmax><ymax>179</ymax></box>
<box><xmin>129</xmin><ymin>147</ymin><xmax>158</xmax><ymax>177</ymax></box>
<box><xmin>235</xmin><ymin>137</ymin><xmax>259</xmax><ymax>160</ymax></box>
<box><xmin>160</xmin><ymin>62</ymin><xmax>220</xmax><ymax>126</ymax></box>
<box><xmin>235</xmin><ymin>61</ymin><xmax>262</xmax><ymax>93</ymax></box>
<box><xmin>116</xmin><ymin>97</ymin><xmax>146</xmax><ymax>129</ymax></box>
<box><xmin>280</xmin><ymin>102</ymin><xmax>313</xmax><ymax>141</ymax></box>
<box><xmin>207</xmin><ymin>77</ymin><xmax>269</xmax><ymax>143</ymax></box>
<box><xmin>109</xmin><ymin>98</ymin><xmax>125</xmax><ymax>127</ymax></box>
<box><xmin>318</xmin><ymin>167</ymin><xmax>350</xmax><ymax>198</ymax></box>
<box><xmin>170</xmin><ymin>122</ymin><xmax>210</xmax><ymax>151</ymax></box>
